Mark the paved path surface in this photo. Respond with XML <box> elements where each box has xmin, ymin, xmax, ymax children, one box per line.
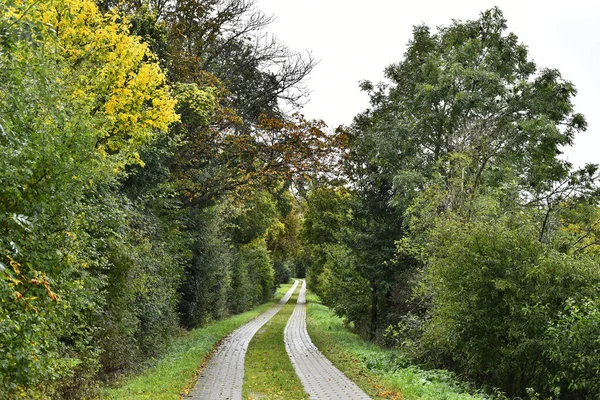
<box><xmin>188</xmin><ymin>280</ymin><xmax>299</xmax><ymax>400</ymax></box>
<box><xmin>284</xmin><ymin>280</ymin><xmax>372</xmax><ymax>400</ymax></box>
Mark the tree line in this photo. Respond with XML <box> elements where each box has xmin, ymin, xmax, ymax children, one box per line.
<box><xmin>304</xmin><ymin>7</ymin><xmax>600</xmax><ymax>399</ymax></box>
<box><xmin>0</xmin><ymin>0</ymin><xmax>335</xmax><ymax>397</ymax></box>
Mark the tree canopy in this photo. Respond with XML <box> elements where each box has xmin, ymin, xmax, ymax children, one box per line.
<box><xmin>304</xmin><ymin>7</ymin><xmax>600</xmax><ymax>399</ymax></box>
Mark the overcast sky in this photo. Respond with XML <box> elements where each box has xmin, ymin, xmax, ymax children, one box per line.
<box><xmin>256</xmin><ymin>0</ymin><xmax>600</xmax><ymax>168</ymax></box>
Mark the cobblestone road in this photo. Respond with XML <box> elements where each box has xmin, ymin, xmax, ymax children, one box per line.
<box><xmin>284</xmin><ymin>280</ymin><xmax>372</xmax><ymax>400</ymax></box>
<box><xmin>188</xmin><ymin>280</ymin><xmax>299</xmax><ymax>400</ymax></box>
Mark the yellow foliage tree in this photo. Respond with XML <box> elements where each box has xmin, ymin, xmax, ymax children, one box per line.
<box><xmin>0</xmin><ymin>3</ymin><xmax>180</xmax><ymax>394</ymax></box>
<box><xmin>35</xmin><ymin>0</ymin><xmax>179</xmax><ymax>167</ymax></box>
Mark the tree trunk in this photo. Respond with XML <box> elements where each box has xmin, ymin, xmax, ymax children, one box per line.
<box><xmin>370</xmin><ymin>284</ymin><xmax>378</xmax><ymax>340</ymax></box>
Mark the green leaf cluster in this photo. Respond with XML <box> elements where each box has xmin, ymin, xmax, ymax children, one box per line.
<box><xmin>303</xmin><ymin>7</ymin><xmax>600</xmax><ymax>399</ymax></box>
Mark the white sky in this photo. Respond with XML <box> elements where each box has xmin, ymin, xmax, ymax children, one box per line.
<box><xmin>256</xmin><ymin>0</ymin><xmax>600</xmax><ymax>168</ymax></box>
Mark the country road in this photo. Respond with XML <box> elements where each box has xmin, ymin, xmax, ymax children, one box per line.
<box><xmin>188</xmin><ymin>279</ymin><xmax>371</xmax><ymax>399</ymax></box>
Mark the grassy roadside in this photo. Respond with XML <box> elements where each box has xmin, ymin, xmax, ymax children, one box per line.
<box><xmin>101</xmin><ymin>282</ymin><xmax>295</xmax><ymax>400</ymax></box>
<box><xmin>305</xmin><ymin>291</ymin><xmax>489</xmax><ymax>400</ymax></box>
<box><xmin>243</xmin><ymin>282</ymin><xmax>308</xmax><ymax>400</ymax></box>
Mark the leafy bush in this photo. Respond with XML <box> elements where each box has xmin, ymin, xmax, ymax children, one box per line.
<box><xmin>418</xmin><ymin>210</ymin><xmax>600</xmax><ymax>398</ymax></box>
<box><xmin>545</xmin><ymin>297</ymin><xmax>600</xmax><ymax>397</ymax></box>
<box><xmin>178</xmin><ymin>206</ymin><xmax>233</xmax><ymax>328</ymax></box>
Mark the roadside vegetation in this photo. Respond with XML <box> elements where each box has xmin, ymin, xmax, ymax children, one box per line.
<box><xmin>102</xmin><ymin>283</ymin><xmax>294</xmax><ymax>400</ymax></box>
<box><xmin>0</xmin><ymin>0</ymin><xmax>324</xmax><ymax>398</ymax></box>
<box><xmin>243</xmin><ymin>283</ymin><xmax>308</xmax><ymax>400</ymax></box>
<box><xmin>306</xmin><ymin>292</ymin><xmax>493</xmax><ymax>400</ymax></box>
<box><xmin>302</xmin><ymin>8</ymin><xmax>600</xmax><ymax>399</ymax></box>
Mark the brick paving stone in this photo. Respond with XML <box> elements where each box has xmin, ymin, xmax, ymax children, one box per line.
<box><xmin>284</xmin><ymin>280</ymin><xmax>372</xmax><ymax>400</ymax></box>
<box><xmin>187</xmin><ymin>280</ymin><xmax>299</xmax><ymax>400</ymax></box>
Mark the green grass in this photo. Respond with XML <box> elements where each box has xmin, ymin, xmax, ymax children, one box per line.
<box><xmin>101</xmin><ymin>282</ymin><xmax>295</xmax><ymax>400</ymax></box>
<box><xmin>243</xmin><ymin>282</ymin><xmax>308</xmax><ymax>400</ymax></box>
<box><xmin>305</xmin><ymin>291</ymin><xmax>490</xmax><ymax>400</ymax></box>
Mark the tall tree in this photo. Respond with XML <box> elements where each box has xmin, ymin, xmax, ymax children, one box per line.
<box><xmin>106</xmin><ymin>0</ymin><xmax>315</xmax><ymax>122</ymax></box>
<box><xmin>356</xmin><ymin>7</ymin><xmax>584</xmax><ymax>204</ymax></box>
<box><xmin>0</xmin><ymin>0</ymin><xmax>179</xmax><ymax>396</ymax></box>
<box><xmin>336</xmin><ymin>6</ymin><xmax>588</xmax><ymax>339</ymax></box>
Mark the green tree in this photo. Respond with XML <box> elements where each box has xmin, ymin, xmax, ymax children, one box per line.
<box><xmin>356</xmin><ymin>7</ymin><xmax>584</xmax><ymax>206</ymax></box>
<box><xmin>339</xmin><ymin>6</ymin><xmax>588</xmax><ymax>340</ymax></box>
<box><xmin>0</xmin><ymin>0</ymin><xmax>179</xmax><ymax>396</ymax></box>
<box><xmin>345</xmin><ymin>8</ymin><xmax>600</xmax><ymax>398</ymax></box>
<box><xmin>301</xmin><ymin>186</ymin><xmax>352</xmax><ymax>290</ymax></box>
<box><xmin>178</xmin><ymin>204</ymin><xmax>234</xmax><ymax>328</ymax></box>
<box><xmin>266</xmin><ymin>188</ymin><xmax>303</xmax><ymax>285</ymax></box>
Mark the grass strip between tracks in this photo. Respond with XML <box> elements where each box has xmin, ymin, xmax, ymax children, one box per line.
<box><xmin>243</xmin><ymin>282</ymin><xmax>308</xmax><ymax>400</ymax></box>
<box><xmin>305</xmin><ymin>290</ymin><xmax>489</xmax><ymax>400</ymax></box>
<box><xmin>101</xmin><ymin>282</ymin><xmax>295</xmax><ymax>400</ymax></box>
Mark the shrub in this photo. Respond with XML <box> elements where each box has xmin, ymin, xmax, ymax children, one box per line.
<box><xmin>418</xmin><ymin>212</ymin><xmax>600</xmax><ymax>398</ymax></box>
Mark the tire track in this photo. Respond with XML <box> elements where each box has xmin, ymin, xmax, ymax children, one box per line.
<box><xmin>284</xmin><ymin>280</ymin><xmax>371</xmax><ymax>399</ymax></box>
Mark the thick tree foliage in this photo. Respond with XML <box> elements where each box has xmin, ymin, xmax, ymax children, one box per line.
<box><xmin>0</xmin><ymin>0</ymin><xmax>326</xmax><ymax>398</ymax></box>
<box><xmin>305</xmin><ymin>8</ymin><xmax>600</xmax><ymax>399</ymax></box>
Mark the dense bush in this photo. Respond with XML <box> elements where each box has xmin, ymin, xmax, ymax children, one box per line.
<box><xmin>545</xmin><ymin>297</ymin><xmax>600</xmax><ymax>397</ymax></box>
<box><xmin>0</xmin><ymin>0</ymin><xmax>306</xmax><ymax>396</ymax></box>
<box><xmin>94</xmin><ymin>196</ymin><xmax>186</xmax><ymax>375</ymax></box>
<box><xmin>178</xmin><ymin>206</ymin><xmax>233</xmax><ymax>328</ymax></box>
<box><xmin>413</xmin><ymin>208</ymin><xmax>600</xmax><ymax>397</ymax></box>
